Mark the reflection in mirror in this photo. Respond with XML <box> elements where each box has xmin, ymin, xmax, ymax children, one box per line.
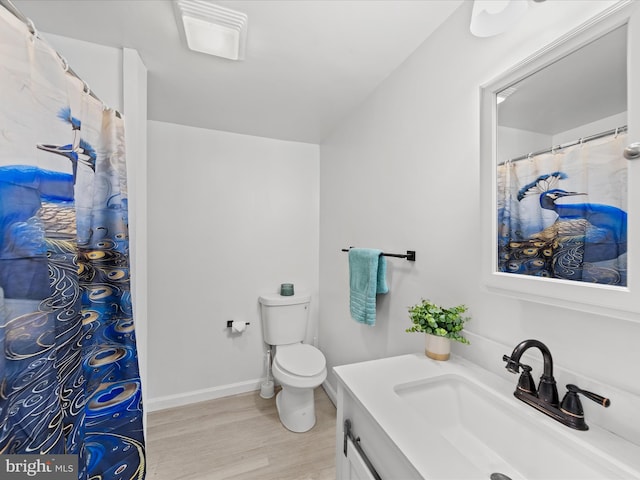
<box><xmin>495</xmin><ymin>25</ymin><xmax>628</xmax><ymax>286</ymax></box>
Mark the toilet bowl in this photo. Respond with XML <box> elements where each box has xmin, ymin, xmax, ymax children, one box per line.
<box><xmin>272</xmin><ymin>343</ymin><xmax>327</xmax><ymax>432</ymax></box>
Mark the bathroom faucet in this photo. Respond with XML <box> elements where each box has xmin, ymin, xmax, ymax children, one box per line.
<box><xmin>503</xmin><ymin>339</ymin><xmax>559</xmax><ymax>406</ymax></box>
<box><xmin>502</xmin><ymin>339</ymin><xmax>610</xmax><ymax>430</ymax></box>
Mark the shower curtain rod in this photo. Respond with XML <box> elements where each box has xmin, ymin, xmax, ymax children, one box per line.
<box><xmin>0</xmin><ymin>0</ymin><xmax>115</xmax><ymax>112</ymax></box>
<box><xmin>500</xmin><ymin>125</ymin><xmax>628</xmax><ymax>165</ymax></box>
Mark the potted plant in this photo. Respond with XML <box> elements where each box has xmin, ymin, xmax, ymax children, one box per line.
<box><xmin>406</xmin><ymin>299</ymin><xmax>470</xmax><ymax>361</ymax></box>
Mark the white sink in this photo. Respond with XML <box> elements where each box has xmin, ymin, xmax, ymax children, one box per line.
<box><xmin>394</xmin><ymin>374</ymin><xmax>625</xmax><ymax>479</ymax></box>
<box><xmin>335</xmin><ymin>354</ymin><xmax>640</xmax><ymax>480</ymax></box>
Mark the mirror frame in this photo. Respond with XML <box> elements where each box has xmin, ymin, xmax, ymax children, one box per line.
<box><xmin>480</xmin><ymin>0</ymin><xmax>640</xmax><ymax>321</ymax></box>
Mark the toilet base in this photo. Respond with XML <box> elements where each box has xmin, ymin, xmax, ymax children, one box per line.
<box><xmin>275</xmin><ymin>387</ymin><xmax>316</xmax><ymax>433</ymax></box>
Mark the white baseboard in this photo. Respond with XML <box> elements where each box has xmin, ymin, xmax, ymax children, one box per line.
<box><xmin>146</xmin><ymin>378</ymin><xmax>263</xmax><ymax>412</ymax></box>
<box><xmin>322</xmin><ymin>379</ymin><xmax>337</xmax><ymax>406</ymax></box>
<box><xmin>148</xmin><ymin>378</ymin><xmax>337</xmax><ymax>413</ymax></box>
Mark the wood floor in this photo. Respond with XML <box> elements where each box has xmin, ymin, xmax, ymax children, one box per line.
<box><xmin>146</xmin><ymin>387</ymin><xmax>337</xmax><ymax>480</ymax></box>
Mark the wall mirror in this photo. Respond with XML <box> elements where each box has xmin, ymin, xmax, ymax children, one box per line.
<box><xmin>480</xmin><ymin>1</ymin><xmax>640</xmax><ymax>321</ymax></box>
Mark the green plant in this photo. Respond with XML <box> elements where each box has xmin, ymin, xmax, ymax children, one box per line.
<box><xmin>405</xmin><ymin>299</ymin><xmax>470</xmax><ymax>344</ymax></box>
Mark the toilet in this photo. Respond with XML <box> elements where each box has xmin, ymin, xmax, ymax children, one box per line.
<box><xmin>259</xmin><ymin>292</ymin><xmax>327</xmax><ymax>433</ymax></box>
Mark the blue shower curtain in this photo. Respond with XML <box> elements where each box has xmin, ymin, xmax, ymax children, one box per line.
<box><xmin>0</xmin><ymin>8</ymin><xmax>145</xmax><ymax>479</ymax></box>
<box><xmin>497</xmin><ymin>132</ymin><xmax>628</xmax><ymax>286</ymax></box>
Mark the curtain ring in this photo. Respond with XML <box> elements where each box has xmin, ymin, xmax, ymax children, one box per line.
<box><xmin>579</xmin><ymin>137</ymin><xmax>584</xmax><ymax>147</ymax></box>
<box><xmin>58</xmin><ymin>54</ymin><xmax>69</xmax><ymax>73</ymax></box>
<box><xmin>615</xmin><ymin>127</ymin><xmax>619</xmax><ymax>138</ymax></box>
<box><xmin>26</xmin><ymin>18</ymin><xmax>37</xmax><ymax>36</ymax></box>
<box><xmin>527</xmin><ymin>153</ymin><xmax>533</xmax><ymax>162</ymax></box>
<box><xmin>82</xmin><ymin>80</ymin><xmax>91</xmax><ymax>96</ymax></box>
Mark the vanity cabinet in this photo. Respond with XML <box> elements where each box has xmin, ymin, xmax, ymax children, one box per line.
<box><xmin>335</xmin><ymin>376</ymin><xmax>421</xmax><ymax>480</ymax></box>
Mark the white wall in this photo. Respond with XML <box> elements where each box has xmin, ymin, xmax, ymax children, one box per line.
<box><xmin>497</xmin><ymin>126</ymin><xmax>551</xmax><ymax>162</ymax></box>
<box><xmin>146</xmin><ymin>121</ymin><xmax>320</xmax><ymax>410</ymax></box>
<box><xmin>553</xmin><ymin>111</ymin><xmax>627</xmax><ymax>145</ymax></box>
<box><xmin>319</xmin><ymin>0</ymin><xmax>640</xmax><ymax>444</ymax></box>
<box><xmin>122</xmin><ymin>48</ymin><xmax>149</xmax><ymax>428</ymax></box>
<box><xmin>497</xmin><ymin>112</ymin><xmax>627</xmax><ymax>163</ymax></box>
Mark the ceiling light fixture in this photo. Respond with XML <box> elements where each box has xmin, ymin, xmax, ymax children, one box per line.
<box><xmin>496</xmin><ymin>86</ymin><xmax>517</xmax><ymax>104</ymax></box>
<box><xmin>470</xmin><ymin>0</ymin><xmax>528</xmax><ymax>38</ymax></box>
<box><xmin>174</xmin><ymin>0</ymin><xmax>248</xmax><ymax>60</ymax></box>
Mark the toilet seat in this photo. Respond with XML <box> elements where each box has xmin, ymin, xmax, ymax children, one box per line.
<box><xmin>275</xmin><ymin>344</ymin><xmax>325</xmax><ymax>377</ymax></box>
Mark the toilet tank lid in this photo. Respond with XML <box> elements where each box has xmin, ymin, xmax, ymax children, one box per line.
<box><xmin>259</xmin><ymin>292</ymin><xmax>311</xmax><ymax>306</ymax></box>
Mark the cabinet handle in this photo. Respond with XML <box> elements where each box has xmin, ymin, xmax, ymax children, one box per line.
<box><xmin>343</xmin><ymin>419</ymin><xmax>383</xmax><ymax>480</ymax></box>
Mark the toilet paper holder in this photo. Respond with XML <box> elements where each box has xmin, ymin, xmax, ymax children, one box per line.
<box><xmin>227</xmin><ymin>320</ymin><xmax>250</xmax><ymax>328</ymax></box>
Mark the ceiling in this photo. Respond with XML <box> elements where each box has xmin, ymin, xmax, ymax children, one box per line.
<box><xmin>498</xmin><ymin>23</ymin><xmax>627</xmax><ymax>135</ymax></box>
<box><xmin>11</xmin><ymin>0</ymin><xmax>463</xmax><ymax>144</ymax></box>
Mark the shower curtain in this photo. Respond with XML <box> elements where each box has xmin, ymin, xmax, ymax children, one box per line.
<box><xmin>497</xmin><ymin>132</ymin><xmax>628</xmax><ymax>286</ymax></box>
<box><xmin>0</xmin><ymin>8</ymin><xmax>145</xmax><ymax>479</ymax></box>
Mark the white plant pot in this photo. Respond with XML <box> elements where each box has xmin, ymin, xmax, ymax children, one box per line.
<box><xmin>425</xmin><ymin>334</ymin><xmax>451</xmax><ymax>361</ymax></box>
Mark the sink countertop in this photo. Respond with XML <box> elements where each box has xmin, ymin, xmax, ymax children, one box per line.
<box><xmin>334</xmin><ymin>353</ymin><xmax>640</xmax><ymax>479</ymax></box>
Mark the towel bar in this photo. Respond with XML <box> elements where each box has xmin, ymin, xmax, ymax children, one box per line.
<box><xmin>341</xmin><ymin>247</ymin><xmax>416</xmax><ymax>262</ymax></box>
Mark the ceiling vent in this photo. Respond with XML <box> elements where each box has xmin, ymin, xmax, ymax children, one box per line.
<box><xmin>174</xmin><ymin>0</ymin><xmax>248</xmax><ymax>60</ymax></box>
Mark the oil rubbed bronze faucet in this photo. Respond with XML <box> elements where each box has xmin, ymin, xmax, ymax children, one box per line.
<box><xmin>503</xmin><ymin>339</ymin><xmax>610</xmax><ymax>430</ymax></box>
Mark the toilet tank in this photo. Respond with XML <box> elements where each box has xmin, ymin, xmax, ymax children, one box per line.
<box><xmin>259</xmin><ymin>293</ymin><xmax>311</xmax><ymax>346</ymax></box>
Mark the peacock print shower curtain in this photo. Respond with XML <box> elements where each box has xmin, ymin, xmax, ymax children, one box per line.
<box><xmin>497</xmin><ymin>132</ymin><xmax>628</xmax><ymax>286</ymax></box>
<box><xmin>0</xmin><ymin>8</ymin><xmax>145</xmax><ymax>479</ymax></box>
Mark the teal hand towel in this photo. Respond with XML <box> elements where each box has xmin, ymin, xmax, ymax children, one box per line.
<box><xmin>349</xmin><ymin>248</ymin><xmax>389</xmax><ymax>326</ymax></box>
